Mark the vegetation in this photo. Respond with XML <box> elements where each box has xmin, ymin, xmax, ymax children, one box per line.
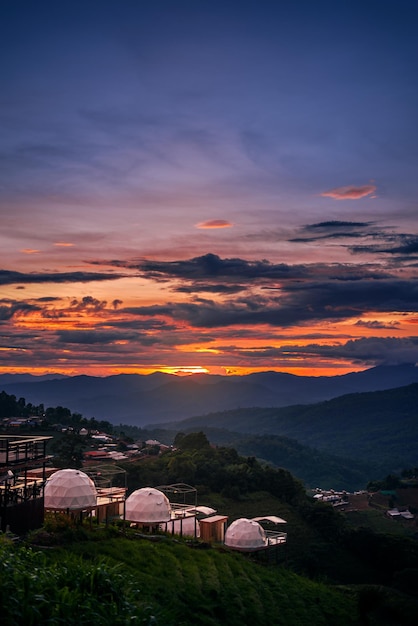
<box><xmin>190</xmin><ymin>428</ymin><xmax>371</xmax><ymax>491</ymax></box>
<box><xmin>50</xmin><ymin>433</ymin><xmax>88</xmax><ymax>469</ymax></box>
<box><xmin>65</xmin><ymin>534</ymin><xmax>359</xmax><ymax>626</ymax></box>
<box><xmin>3</xmin><ymin>384</ymin><xmax>418</xmax><ymax>491</ymax></box>
<box><xmin>120</xmin><ymin>431</ymin><xmax>307</xmax><ymax>507</ymax></box>
<box><xmin>2</xmin><ymin>391</ymin><xmax>418</xmax><ymax>623</ymax></box>
<box><xmin>0</xmin><ymin>391</ymin><xmax>114</xmax><ymax>435</ymax></box>
<box><xmin>0</xmin><ymin>535</ymin><xmax>147</xmax><ymax>625</ymax></box>
<box><xmin>0</xmin><ymin>529</ymin><xmax>360</xmax><ymax>626</ymax></box>
<box><xmin>157</xmin><ymin>383</ymin><xmax>418</xmax><ymax>473</ymax></box>
<box><xmin>3</xmin><ymin>506</ymin><xmax>418</xmax><ymax>626</ymax></box>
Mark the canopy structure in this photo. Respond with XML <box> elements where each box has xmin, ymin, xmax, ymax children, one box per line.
<box><xmin>224</xmin><ymin>518</ymin><xmax>267</xmax><ymax>552</ymax></box>
<box><xmin>125</xmin><ymin>487</ymin><xmax>171</xmax><ymax>524</ymax></box>
<box><xmin>252</xmin><ymin>515</ymin><xmax>287</xmax><ymax>524</ymax></box>
<box><xmin>44</xmin><ymin>469</ymin><xmax>97</xmax><ymax>511</ymax></box>
<box><xmin>194</xmin><ymin>505</ymin><xmax>217</xmax><ymax>516</ymax></box>
<box><xmin>84</xmin><ymin>464</ymin><xmax>127</xmax><ymax>491</ymax></box>
<box><xmin>157</xmin><ymin>483</ymin><xmax>197</xmax><ymax>512</ymax></box>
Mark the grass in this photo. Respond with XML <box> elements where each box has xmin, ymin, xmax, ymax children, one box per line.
<box><xmin>47</xmin><ymin>531</ymin><xmax>358</xmax><ymax>626</ymax></box>
<box><xmin>7</xmin><ymin>502</ymin><xmax>417</xmax><ymax>625</ymax></box>
<box><xmin>0</xmin><ymin>536</ymin><xmax>146</xmax><ymax>625</ymax></box>
<box><xmin>344</xmin><ymin>508</ymin><xmax>418</xmax><ymax>537</ymax></box>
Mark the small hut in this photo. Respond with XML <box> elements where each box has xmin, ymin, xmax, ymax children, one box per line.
<box><xmin>199</xmin><ymin>514</ymin><xmax>228</xmax><ymax>543</ymax></box>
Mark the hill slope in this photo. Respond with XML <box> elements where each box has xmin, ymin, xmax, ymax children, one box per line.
<box><xmin>157</xmin><ymin>383</ymin><xmax>418</xmax><ymax>472</ymax></box>
<box><xmin>2</xmin><ymin>533</ymin><xmax>358</xmax><ymax>626</ymax></box>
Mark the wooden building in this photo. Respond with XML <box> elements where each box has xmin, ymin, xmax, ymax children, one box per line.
<box><xmin>0</xmin><ymin>434</ymin><xmax>52</xmax><ymax>534</ymax></box>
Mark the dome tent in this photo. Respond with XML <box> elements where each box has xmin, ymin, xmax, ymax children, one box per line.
<box><xmin>125</xmin><ymin>487</ymin><xmax>171</xmax><ymax>524</ymax></box>
<box><xmin>44</xmin><ymin>469</ymin><xmax>97</xmax><ymax>510</ymax></box>
<box><xmin>224</xmin><ymin>518</ymin><xmax>267</xmax><ymax>551</ymax></box>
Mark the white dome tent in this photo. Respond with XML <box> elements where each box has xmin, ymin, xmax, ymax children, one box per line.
<box><xmin>224</xmin><ymin>518</ymin><xmax>268</xmax><ymax>552</ymax></box>
<box><xmin>44</xmin><ymin>469</ymin><xmax>97</xmax><ymax>511</ymax></box>
<box><xmin>125</xmin><ymin>487</ymin><xmax>171</xmax><ymax>524</ymax></box>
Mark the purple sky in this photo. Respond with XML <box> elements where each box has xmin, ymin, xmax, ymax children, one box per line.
<box><xmin>1</xmin><ymin>0</ymin><xmax>418</xmax><ymax>376</ymax></box>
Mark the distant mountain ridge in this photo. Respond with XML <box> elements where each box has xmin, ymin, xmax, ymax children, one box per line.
<box><xmin>0</xmin><ymin>373</ymin><xmax>67</xmax><ymax>385</ymax></box>
<box><xmin>0</xmin><ymin>363</ymin><xmax>417</xmax><ymax>424</ymax></box>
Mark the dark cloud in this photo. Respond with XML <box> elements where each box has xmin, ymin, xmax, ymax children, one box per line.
<box><xmin>351</xmin><ymin>234</ymin><xmax>418</xmax><ymax>256</ymax></box>
<box><xmin>36</xmin><ymin>296</ymin><xmax>119</xmax><ymax>319</ymax></box>
<box><xmin>105</xmin><ymin>318</ymin><xmax>178</xmax><ymax>332</ymax></box>
<box><xmin>230</xmin><ymin>337</ymin><xmax>418</xmax><ymax>366</ymax></box>
<box><xmin>290</xmin><ymin>222</ymin><xmax>418</xmax><ymax>260</ymax></box>
<box><xmin>290</xmin><ymin>220</ymin><xmax>374</xmax><ymax>243</ymax></box>
<box><xmin>354</xmin><ymin>319</ymin><xmax>400</xmax><ymax>330</ymax></box>
<box><xmin>301</xmin><ymin>337</ymin><xmax>418</xmax><ymax>366</ymax></box>
<box><xmin>56</xmin><ymin>330</ymin><xmax>139</xmax><ymax>345</ymax></box>
<box><xmin>174</xmin><ymin>283</ymin><xmax>247</xmax><ymax>295</ymax></box>
<box><xmin>290</xmin><ymin>232</ymin><xmax>361</xmax><ymax>243</ymax></box>
<box><xmin>135</xmin><ymin>253</ymin><xmax>292</xmax><ymax>281</ymax></box>
<box><xmin>102</xmin><ymin>253</ymin><xmax>390</xmax><ymax>285</ymax></box>
<box><xmin>0</xmin><ymin>302</ymin><xmax>40</xmax><ymax>320</ymax></box>
<box><xmin>122</xmin><ymin>279</ymin><xmax>418</xmax><ymax>328</ymax></box>
<box><xmin>0</xmin><ymin>269</ymin><xmax>127</xmax><ymax>286</ymax></box>
<box><xmin>306</xmin><ymin>221</ymin><xmax>372</xmax><ymax>230</ymax></box>
<box><xmin>69</xmin><ymin>296</ymin><xmax>108</xmax><ymax>312</ymax></box>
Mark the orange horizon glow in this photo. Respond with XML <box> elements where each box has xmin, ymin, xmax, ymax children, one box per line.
<box><xmin>0</xmin><ymin>363</ymin><xmax>369</xmax><ymax>378</ymax></box>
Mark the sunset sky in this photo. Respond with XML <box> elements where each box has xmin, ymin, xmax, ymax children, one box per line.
<box><xmin>1</xmin><ymin>0</ymin><xmax>418</xmax><ymax>377</ymax></box>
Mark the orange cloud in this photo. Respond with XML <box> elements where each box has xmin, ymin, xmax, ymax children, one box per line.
<box><xmin>53</xmin><ymin>242</ymin><xmax>75</xmax><ymax>247</ymax></box>
<box><xmin>195</xmin><ymin>220</ymin><xmax>233</xmax><ymax>229</ymax></box>
<box><xmin>21</xmin><ymin>249</ymin><xmax>40</xmax><ymax>254</ymax></box>
<box><xmin>321</xmin><ymin>185</ymin><xmax>377</xmax><ymax>200</ymax></box>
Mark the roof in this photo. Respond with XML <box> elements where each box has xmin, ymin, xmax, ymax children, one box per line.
<box><xmin>199</xmin><ymin>515</ymin><xmax>228</xmax><ymax>525</ymax></box>
<box><xmin>194</xmin><ymin>505</ymin><xmax>217</xmax><ymax>516</ymax></box>
<box><xmin>252</xmin><ymin>515</ymin><xmax>287</xmax><ymax>524</ymax></box>
<box><xmin>84</xmin><ymin>450</ymin><xmax>109</xmax><ymax>458</ymax></box>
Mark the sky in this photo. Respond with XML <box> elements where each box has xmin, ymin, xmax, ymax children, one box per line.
<box><xmin>1</xmin><ymin>0</ymin><xmax>418</xmax><ymax>377</ymax></box>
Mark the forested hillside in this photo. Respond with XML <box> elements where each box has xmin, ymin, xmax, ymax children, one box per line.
<box><xmin>158</xmin><ymin>383</ymin><xmax>418</xmax><ymax>474</ymax></box>
<box><xmin>0</xmin><ymin>389</ymin><xmax>372</xmax><ymax>490</ymax></box>
<box><xmin>2</xmin><ymin>385</ymin><xmax>416</xmax><ymax>491</ymax></box>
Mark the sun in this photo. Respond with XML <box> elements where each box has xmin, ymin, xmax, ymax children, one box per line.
<box><xmin>160</xmin><ymin>366</ymin><xmax>210</xmax><ymax>376</ymax></box>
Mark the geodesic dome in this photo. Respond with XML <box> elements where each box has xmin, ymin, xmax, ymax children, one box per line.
<box><xmin>44</xmin><ymin>469</ymin><xmax>97</xmax><ymax>510</ymax></box>
<box><xmin>125</xmin><ymin>487</ymin><xmax>171</xmax><ymax>524</ymax></box>
<box><xmin>224</xmin><ymin>518</ymin><xmax>267</xmax><ymax>551</ymax></box>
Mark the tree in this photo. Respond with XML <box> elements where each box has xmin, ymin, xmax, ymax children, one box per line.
<box><xmin>51</xmin><ymin>433</ymin><xmax>86</xmax><ymax>468</ymax></box>
<box><xmin>167</xmin><ymin>454</ymin><xmax>197</xmax><ymax>484</ymax></box>
<box><xmin>174</xmin><ymin>431</ymin><xmax>210</xmax><ymax>451</ymax></box>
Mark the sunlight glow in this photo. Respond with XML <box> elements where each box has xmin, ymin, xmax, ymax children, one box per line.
<box><xmin>159</xmin><ymin>366</ymin><xmax>210</xmax><ymax>376</ymax></box>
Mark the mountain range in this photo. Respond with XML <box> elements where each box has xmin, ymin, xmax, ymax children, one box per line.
<box><xmin>154</xmin><ymin>381</ymin><xmax>418</xmax><ymax>479</ymax></box>
<box><xmin>1</xmin><ymin>363</ymin><xmax>418</xmax><ymax>425</ymax></box>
